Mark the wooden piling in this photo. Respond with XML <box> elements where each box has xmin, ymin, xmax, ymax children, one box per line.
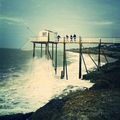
<box><xmin>45</xmin><ymin>43</ymin><xmax>47</xmax><ymax>55</ymax></box>
<box><xmin>33</xmin><ymin>42</ymin><xmax>35</xmax><ymax>58</ymax></box>
<box><xmin>48</xmin><ymin>32</ymin><xmax>50</xmax><ymax>42</ymax></box>
<box><xmin>65</xmin><ymin>46</ymin><xmax>68</xmax><ymax>80</ymax></box>
<box><xmin>101</xmin><ymin>49</ymin><xmax>108</xmax><ymax>63</ymax></box>
<box><xmin>88</xmin><ymin>54</ymin><xmax>98</xmax><ymax>68</ymax></box>
<box><xmin>104</xmin><ymin>54</ymin><xmax>108</xmax><ymax>63</ymax></box>
<box><xmin>82</xmin><ymin>44</ymin><xmax>98</xmax><ymax>68</ymax></box>
<box><xmin>82</xmin><ymin>54</ymin><xmax>89</xmax><ymax>74</ymax></box>
<box><xmin>41</xmin><ymin>43</ymin><xmax>42</xmax><ymax>57</ymax></box>
<box><xmin>79</xmin><ymin>36</ymin><xmax>82</xmax><ymax>79</ymax></box>
<box><xmin>55</xmin><ymin>43</ymin><xmax>57</xmax><ymax>74</ymax></box>
<box><xmin>47</xmin><ymin>32</ymin><xmax>50</xmax><ymax>59</ymax></box>
<box><xmin>52</xmin><ymin>43</ymin><xmax>54</xmax><ymax>60</ymax></box>
<box><xmin>98</xmin><ymin>39</ymin><xmax>101</xmax><ymax>67</ymax></box>
<box><xmin>44</xmin><ymin>31</ymin><xmax>50</xmax><ymax>58</ymax></box>
<box><xmin>63</xmin><ymin>37</ymin><xmax>66</xmax><ymax>78</ymax></box>
<box><xmin>45</xmin><ymin>43</ymin><xmax>49</xmax><ymax>59</ymax></box>
<box><xmin>52</xmin><ymin>43</ymin><xmax>54</xmax><ymax>66</ymax></box>
<box><xmin>45</xmin><ymin>43</ymin><xmax>50</xmax><ymax>59</ymax></box>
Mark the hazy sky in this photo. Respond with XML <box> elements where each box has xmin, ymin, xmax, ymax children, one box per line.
<box><xmin>0</xmin><ymin>0</ymin><xmax>120</xmax><ymax>48</ymax></box>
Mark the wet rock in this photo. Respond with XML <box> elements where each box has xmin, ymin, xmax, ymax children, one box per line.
<box><xmin>28</xmin><ymin>90</ymin><xmax>120</xmax><ymax>120</ymax></box>
<box><xmin>0</xmin><ymin>112</ymin><xmax>33</xmax><ymax>120</ymax></box>
<box><xmin>90</xmin><ymin>79</ymin><xmax>111</xmax><ymax>90</ymax></box>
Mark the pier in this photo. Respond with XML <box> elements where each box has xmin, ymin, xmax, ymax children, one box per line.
<box><xmin>31</xmin><ymin>30</ymin><xmax>120</xmax><ymax>80</ymax></box>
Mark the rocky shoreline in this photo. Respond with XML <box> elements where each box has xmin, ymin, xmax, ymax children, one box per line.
<box><xmin>68</xmin><ymin>43</ymin><xmax>120</xmax><ymax>59</ymax></box>
<box><xmin>27</xmin><ymin>59</ymin><xmax>120</xmax><ymax>120</ymax></box>
<box><xmin>0</xmin><ymin>112</ymin><xmax>33</xmax><ymax>120</ymax></box>
<box><xmin>0</xmin><ymin>45</ymin><xmax>120</xmax><ymax>120</ymax></box>
<box><xmin>28</xmin><ymin>89</ymin><xmax>120</xmax><ymax>120</ymax></box>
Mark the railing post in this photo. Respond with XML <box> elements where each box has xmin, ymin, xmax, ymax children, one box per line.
<box><xmin>48</xmin><ymin>32</ymin><xmax>50</xmax><ymax>42</ymax></box>
<box><xmin>79</xmin><ymin>36</ymin><xmax>82</xmax><ymax>79</ymax></box>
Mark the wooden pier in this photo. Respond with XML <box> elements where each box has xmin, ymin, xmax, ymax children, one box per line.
<box><xmin>31</xmin><ymin>31</ymin><xmax>120</xmax><ymax>80</ymax></box>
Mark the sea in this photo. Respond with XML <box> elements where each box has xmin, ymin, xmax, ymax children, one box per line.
<box><xmin>0</xmin><ymin>47</ymin><xmax>117</xmax><ymax>116</ymax></box>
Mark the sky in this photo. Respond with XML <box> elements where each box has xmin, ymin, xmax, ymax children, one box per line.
<box><xmin>0</xmin><ymin>0</ymin><xmax>120</xmax><ymax>48</ymax></box>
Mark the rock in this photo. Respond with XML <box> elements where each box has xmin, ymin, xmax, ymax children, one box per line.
<box><xmin>28</xmin><ymin>90</ymin><xmax>120</xmax><ymax>120</ymax></box>
<box><xmin>0</xmin><ymin>112</ymin><xmax>33</xmax><ymax>120</ymax></box>
<box><xmin>90</xmin><ymin>79</ymin><xmax>111</xmax><ymax>90</ymax></box>
<box><xmin>28</xmin><ymin>99</ymin><xmax>65</xmax><ymax>120</ymax></box>
<box><xmin>84</xmin><ymin>60</ymin><xmax>120</xmax><ymax>89</ymax></box>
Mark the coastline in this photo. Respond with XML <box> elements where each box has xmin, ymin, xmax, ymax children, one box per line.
<box><xmin>0</xmin><ymin>112</ymin><xmax>33</xmax><ymax>120</ymax></box>
<box><xmin>67</xmin><ymin>44</ymin><xmax>120</xmax><ymax>59</ymax></box>
<box><xmin>0</xmin><ymin>45</ymin><xmax>120</xmax><ymax>120</ymax></box>
<box><xmin>28</xmin><ymin>45</ymin><xmax>120</xmax><ymax>120</ymax></box>
<box><xmin>28</xmin><ymin>59</ymin><xmax>120</xmax><ymax>120</ymax></box>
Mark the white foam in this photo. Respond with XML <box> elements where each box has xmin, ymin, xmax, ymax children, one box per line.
<box><xmin>0</xmin><ymin>52</ymin><xmax>96</xmax><ymax>115</ymax></box>
<box><xmin>16</xmin><ymin>52</ymin><xmax>95</xmax><ymax>112</ymax></box>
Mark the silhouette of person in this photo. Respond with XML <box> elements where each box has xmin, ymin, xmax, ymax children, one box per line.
<box><xmin>70</xmin><ymin>35</ymin><xmax>73</xmax><ymax>42</ymax></box>
<box><xmin>57</xmin><ymin>35</ymin><xmax>61</xmax><ymax>42</ymax></box>
<box><xmin>66</xmin><ymin>35</ymin><xmax>69</xmax><ymax>41</ymax></box>
<box><xmin>73</xmin><ymin>34</ymin><xmax>76</xmax><ymax>42</ymax></box>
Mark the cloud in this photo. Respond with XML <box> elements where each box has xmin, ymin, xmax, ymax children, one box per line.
<box><xmin>91</xmin><ymin>21</ymin><xmax>114</xmax><ymax>25</ymax></box>
<box><xmin>0</xmin><ymin>16</ymin><xmax>24</xmax><ymax>25</ymax></box>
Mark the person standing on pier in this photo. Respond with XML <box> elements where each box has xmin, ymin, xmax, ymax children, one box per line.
<box><xmin>70</xmin><ymin>35</ymin><xmax>73</xmax><ymax>42</ymax></box>
<box><xmin>73</xmin><ymin>34</ymin><xmax>76</xmax><ymax>42</ymax></box>
<box><xmin>66</xmin><ymin>35</ymin><xmax>69</xmax><ymax>41</ymax></box>
<box><xmin>57</xmin><ymin>35</ymin><xmax>61</xmax><ymax>42</ymax></box>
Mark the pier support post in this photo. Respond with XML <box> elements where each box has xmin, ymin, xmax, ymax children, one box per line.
<box><xmin>45</xmin><ymin>43</ymin><xmax>47</xmax><ymax>55</ymax></box>
<box><xmin>45</xmin><ymin>32</ymin><xmax>50</xmax><ymax>59</ymax></box>
<box><xmin>82</xmin><ymin>54</ymin><xmax>89</xmax><ymax>74</ymax></box>
<box><xmin>47</xmin><ymin>32</ymin><xmax>50</xmax><ymax>59</ymax></box>
<box><xmin>52</xmin><ymin>43</ymin><xmax>54</xmax><ymax>60</ymax></box>
<box><xmin>41</xmin><ymin>43</ymin><xmax>42</xmax><ymax>57</ymax></box>
<box><xmin>63</xmin><ymin>37</ymin><xmax>66</xmax><ymax>78</ymax></box>
<box><xmin>47</xmin><ymin>42</ymin><xmax>49</xmax><ymax>59</ymax></box>
<box><xmin>33</xmin><ymin>42</ymin><xmax>35</xmax><ymax>58</ymax></box>
<box><xmin>79</xmin><ymin>36</ymin><xmax>82</xmax><ymax>79</ymax></box>
<box><xmin>52</xmin><ymin>43</ymin><xmax>54</xmax><ymax>66</ymax></box>
<box><xmin>61</xmin><ymin>37</ymin><xmax>68</xmax><ymax>80</ymax></box>
<box><xmin>98</xmin><ymin>39</ymin><xmax>101</xmax><ymax>68</ymax></box>
<box><xmin>45</xmin><ymin>43</ymin><xmax>49</xmax><ymax>59</ymax></box>
<box><xmin>55</xmin><ymin>43</ymin><xmax>57</xmax><ymax>74</ymax></box>
<box><xmin>65</xmin><ymin>46</ymin><xmax>68</xmax><ymax>80</ymax></box>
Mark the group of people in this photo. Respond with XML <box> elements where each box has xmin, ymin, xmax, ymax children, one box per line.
<box><xmin>57</xmin><ymin>34</ymin><xmax>77</xmax><ymax>42</ymax></box>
